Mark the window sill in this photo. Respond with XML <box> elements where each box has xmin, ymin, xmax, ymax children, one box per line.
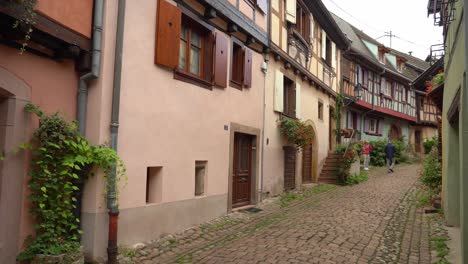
<box><xmin>230</xmin><ymin>80</ymin><xmax>243</xmax><ymax>90</ymax></box>
<box><xmin>174</xmin><ymin>69</ymin><xmax>213</xmax><ymax>90</ymax></box>
<box><xmin>281</xmin><ymin>113</ymin><xmax>297</xmax><ymax>120</ymax></box>
<box><xmin>365</xmin><ymin>132</ymin><xmax>382</xmax><ymax>136</ymax></box>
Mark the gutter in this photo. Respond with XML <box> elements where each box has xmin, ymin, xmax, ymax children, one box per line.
<box><xmin>107</xmin><ymin>0</ymin><xmax>126</xmax><ymax>263</ymax></box>
<box><xmin>78</xmin><ymin>0</ymin><xmax>104</xmax><ymax>135</ymax></box>
<box><xmin>462</xmin><ymin>1</ymin><xmax>468</xmax><ymax>262</ymax></box>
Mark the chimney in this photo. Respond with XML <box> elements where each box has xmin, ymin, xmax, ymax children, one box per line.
<box><xmin>408</xmin><ymin>51</ymin><xmax>413</xmax><ymax>56</ymax></box>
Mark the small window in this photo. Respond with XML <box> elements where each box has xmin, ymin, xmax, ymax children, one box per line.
<box><xmin>397</xmin><ymin>62</ymin><xmax>404</xmax><ymax>72</ymax></box>
<box><xmin>146</xmin><ymin>167</ymin><xmax>163</xmax><ymax>204</ymax></box>
<box><xmin>294</xmin><ymin>0</ymin><xmax>310</xmax><ymax>40</ymax></box>
<box><xmin>283</xmin><ymin>77</ymin><xmax>296</xmax><ymax>117</ymax></box>
<box><xmin>378</xmin><ymin>50</ymin><xmax>386</xmax><ymax>64</ymax></box>
<box><xmin>179</xmin><ymin>20</ymin><xmax>205</xmax><ymax>77</ymax></box>
<box><xmin>231</xmin><ymin>42</ymin><xmax>244</xmax><ymax>87</ymax></box>
<box><xmin>195</xmin><ymin>161</ymin><xmax>207</xmax><ymax>196</ymax></box>
<box><xmin>369</xmin><ymin>119</ymin><xmax>377</xmax><ymax>133</ymax></box>
<box><xmin>318</xmin><ymin>101</ymin><xmax>324</xmax><ymax>120</ymax></box>
<box><xmin>325</xmin><ymin>37</ymin><xmax>332</xmax><ymax>65</ymax></box>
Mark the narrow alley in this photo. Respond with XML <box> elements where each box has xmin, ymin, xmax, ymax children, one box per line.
<box><xmin>129</xmin><ymin>164</ymin><xmax>433</xmax><ymax>264</ymax></box>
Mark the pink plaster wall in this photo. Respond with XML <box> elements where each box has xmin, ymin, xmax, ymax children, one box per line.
<box><xmin>0</xmin><ymin>44</ymin><xmax>78</xmax><ymax>255</ymax></box>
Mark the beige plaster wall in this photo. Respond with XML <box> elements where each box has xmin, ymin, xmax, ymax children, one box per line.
<box><xmin>0</xmin><ymin>45</ymin><xmax>78</xmax><ymax>263</ymax></box>
<box><xmin>82</xmin><ymin>0</ymin><xmax>265</xmax><ymax>260</ymax></box>
<box><xmin>262</xmin><ymin>60</ymin><xmax>333</xmax><ymax>196</ymax></box>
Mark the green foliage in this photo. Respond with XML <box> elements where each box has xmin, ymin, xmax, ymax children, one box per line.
<box><xmin>279</xmin><ymin>118</ymin><xmax>314</xmax><ymax>149</ymax></box>
<box><xmin>7</xmin><ymin>0</ymin><xmax>38</xmax><ymax>53</ymax></box>
<box><xmin>432</xmin><ymin>72</ymin><xmax>445</xmax><ymax>86</ymax></box>
<box><xmin>421</xmin><ymin>148</ymin><xmax>442</xmax><ymax>192</ymax></box>
<box><xmin>369</xmin><ymin>140</ymin><xmax>387</xmax><ymax>167</ymax></box>
<box><xmin>17</xmin><ymin>104</ymin><xmax>126</xmax><ymax>261</ymax></box>
<box><xmin>335</xmin><ymin>144</ymin><xmax>358</xmax><ymax>180</ymax></box>
<box><xmin>423</xmin><ymin>136</ymin><xmax>438</xmax><ymax>154</ymax></box>
<box><xmin>346</xmin><ymin>171</ymin><xmax>368</xmax><ymax>185</ymax></box>
<box><xmin>431</xmin><ymin>235</ymin><xmax>450</xmax><ymax>263</ymax></box>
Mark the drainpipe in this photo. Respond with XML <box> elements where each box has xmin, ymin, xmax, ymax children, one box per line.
<box><xmin>107</xmin><ymin>0</ymin><xmax>126</xmax><ymax>263</ymax></box>
<box><xmin>78</xmin><ymin>0</ymin><xmax>104</xmax><ymax>135</ymax></box>
<box><xmin>260</xmin><ymin>54</ymin><xmax>268</xmax><ymax>202</ymax></box>
<box><xmin>73</xmin><ymin>0</ymin><xmax>104</xmax><ymax>240</ymax></box>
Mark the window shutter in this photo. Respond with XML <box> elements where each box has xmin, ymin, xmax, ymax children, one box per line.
<box><xmin>364</xmin><ymin>119</ymin><xmax>369</xmax><ymax>132</ymax></box>
<box><xmin>295</xmin><ymin>81</ymin><xmax>301</xmax><ymax>119</ymax></box>
<box><xmin>257</xmin><ymin>0</ymin><xmax>267</xmax><ymax>14</ymax></box>
<box><xmin>286</xmin><ymin>0</ymin><xmax>296</xmax><ymax>23</ymax></box>
<box><xmin>331</xmin><ymin>42</ymin><xmax>336</xmax><ymax>70</ymax></box>
<box><xmin>243</xmin><ymin>48</ymin><xmax>253</xmax><ymax>88</ymax></box>
<box><xmin>274</xmin><ymin>70</ymin><xmax>284</xmax><ymax>112</ymax></box>
<box><xmin>347</xmin><ymin>111</ymin><xmax>352</xmax><ymax>129</ymax></box>
<box><xmin>310</xmin><ymin>16</ymin><xmax>314</xmax><ymax>43</ymax></box>
<box><xmin>378</xmin><ymin>120</ymin><xmax>384</xmax><ymax>134</ymax></box>
<box><xmin>155</xmin><ymin>0</ymin><xmax>181</xmax><ymax>68</ymax></box>
<box><xmin>357</xmin><ymin>115</ymin><xmax>361</xmax><ymax>131</ymax></box>
<box><xmin>214</xmin><ymin>32</ymin><xmax>228</xmax><ymax>88</ymax></box>
<box><xmin>204</xmin><ymin>32</ymin><xmax>215</xmax><ymax>83</ymax></box>
<box><xmin>321</xmin><ymin>30</ymin><xmax>327</xmax><ymax>60</ymax></box>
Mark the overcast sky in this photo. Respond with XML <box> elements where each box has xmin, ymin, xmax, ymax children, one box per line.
<box><xmin>322</xmin><ymin>0</ymin><xmax>443</xmax><ymax>60</ymax></box>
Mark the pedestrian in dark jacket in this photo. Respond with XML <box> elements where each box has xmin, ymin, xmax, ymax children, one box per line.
<box><xmin>385</xmin><ymin>139</ymin><xmax>396</xmax><ymax>173</ymax></box>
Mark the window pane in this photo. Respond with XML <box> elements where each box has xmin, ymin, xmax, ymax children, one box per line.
<box><xmin>190</xmin><ymin>47</ymin><xmax>201</xmax><ymax>75</ymax></box>
<box><xmin>181</xmin><ymin>25</ymin><xmax>188</xmax><ymax>41</ymax></box>
<box><xmin>191</xmin><ymin>31</ymin><xmax>201</xmax><ymax>48</ymax></box>
<box><xmin>179</xmin><ymin>40</ymin><xmax>187</xmax><ymax>70</ymax></box>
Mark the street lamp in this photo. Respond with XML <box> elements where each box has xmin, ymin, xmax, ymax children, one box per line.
<box><xmin>343</xmin><ymin>83</ymin><xmax>363</xmax><ymax>107</ymax></box>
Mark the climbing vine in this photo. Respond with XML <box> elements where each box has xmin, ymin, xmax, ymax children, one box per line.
<box><xmin>6</xmin><ymin>0</ymin><xmax>38</xmax><ymax>53</ymax></box>
<box><xmin>17</xmin><ymin>104</ymin><xmax>126</xmax><ymax>261</ymax></box>
<box><xmin>279</xmin><ymin>118</ymin><xmax>315</xmax><ymax>149</ymax></box>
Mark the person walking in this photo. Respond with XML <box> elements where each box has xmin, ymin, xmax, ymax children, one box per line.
<box><xmin>362</xmin><ymin>141</ymin><xmax>373</xmax><ymax>171</ymax></box>
<box><xmin>385</xmin><ymin>139</ymin><xmax>396</xmax><ymax>173</ymax></box>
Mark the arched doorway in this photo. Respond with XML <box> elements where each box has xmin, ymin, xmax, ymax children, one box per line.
<box><xmin>302</xmin><ymin>120</ymin><xmax>318</xmax><ymax>183</ymax></box>
<box><xmin>0</xmin><ymin>68</ymin><xmax>31</xmax><ymax>264</ymax></box>
<box><xmin>390</xmin><ymin>124</ymin><xmax>401</xmax><ymax>140</ymax></box>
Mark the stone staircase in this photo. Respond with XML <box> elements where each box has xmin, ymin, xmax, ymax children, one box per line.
<box><xmin>318</xmin><ymin>152</ymin><xmax>343</xmax><ymax>185</ymax></box>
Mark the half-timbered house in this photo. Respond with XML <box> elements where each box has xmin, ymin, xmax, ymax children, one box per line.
<box><xmin>332</xmin><ymin>14</ymin><xmax>430</xmax><ymax>147</ymax></box>
<box><xmin>263</xmin><ymin>0</ymin><xmax>349</xmax><ymax>192</ymax></box>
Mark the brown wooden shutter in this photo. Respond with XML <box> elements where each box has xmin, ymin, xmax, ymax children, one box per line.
<box><xmin>214</xmin><ymin>32</ymin><xmax>228</xmax><ymax>88</ymax></box>
<box><xmin>155</xmin><ymin>0</ymin><xmax>181</xmax><ymax>68</ymax></box>
<box><xmin>257</xmin><ymin>0</ymin><xmax>267</xmax><ymax>13</ymax></box>
<box><xmin>243</xmin><ymin>48</ymin><xmax>253</xmax><ymax>88</ymax></box>
<box><xmin>204</xmin><ymin>32</ymin><xmax>215</xmax><ymax>83</ymax></box>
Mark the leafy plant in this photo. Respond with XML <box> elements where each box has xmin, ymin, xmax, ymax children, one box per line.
<box><xmin>336</xmin><ymin>144</ymin><xmax>358</xmax><ymax>181</ymax></box>
<box><xmin>421</xmin><ymin>148</ymin><xmax>442</xmax><ymax>192</ymax></box>
<box><xmin>278</xmin><ymin>118</ymin><xmax>314</xmax><ymax>149</ymax></box>
<box><xmin>369</xmin><ymin>140</ymin><xmax>387</xmax><ymax>167</ymax></box>
<box><xmin>17</xmin><ymin>104</ymin><xmax>126</xmax><ymax>261</ymax></box>
<box><xmin>6</xmin><ymin>0</ymin><xmax>38</xmax><ymax>53</ymax></box>
<box><xmin>346</xmin><ymin>171</ymin><xmax>368</xmax><ymax>185</ymax></box>
<box><xmin>432</xmin><ymin>70</ymin><xmax>445</xmax><ymax>86</ymax></box>
<box><xmin>423</xmin><ymin>136</ymin><xmax>438</xmax><ymax>154</ymax></box>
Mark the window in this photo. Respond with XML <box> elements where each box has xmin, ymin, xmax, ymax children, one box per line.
<box><xmin>231</xmin><ymin>42</ymin><xmax>243</xmax><ymax>86</ymax></box>
<box><xmin>318</xmin><ymin>101</ymin><xmax>324</xmax><ymax>120</ymax></box>
<box><xmin>369</xmin><ymin>119</ymin><xmax>377</xmax><ymax>133</ymax></box>
<box><xmin>325</xmin><ymin>37</ymin><xmax>332</xmax><ymax>65</ymax></box>
<box><xmin>294</xmin><ymin>0</ymin><xmax>310</xmax><ymax>40</ymax></box>
<box><xmin>155</xmin><ymin>1</ymin><xmax>234</xmax><ymax>89</ymax></box>
<box><xmin>378</xmin><ymin>50</ymin><xmax>386</xmax><ymax>64</ymax></box>
<box><xmin>283</xmin><ymin>77</ymin><xmax>296</xmax><ymax>117</ymax></box>
<box><xmin>397</xmin><ymin>62</ymin><xmax>404</xmax><ymax>72</ymax></box>
<box><xmin>179</xmin><ymin>21</ymin><xmax>204</xmax><ymax>76</ymax></box>
<box><xmin>230</xmin><ymin>40</ymin><xmax>253</xmax><ymax>89</ymax></box>
<box><xmin>146</xmin><ymin>167</ymin><xmax>163</xmax><ymax>204</ymax></box>
<box><xmin>195</xmin><ymin>161</ymin><xmax>207</xmax><ymax>196</ymax></box>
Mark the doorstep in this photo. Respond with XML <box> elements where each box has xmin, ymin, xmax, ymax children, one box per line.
<box><xmin>232</xmin><ymin>204</ymin><xmax>255</xmax><ymax>212</ymax></box>
<box><xmin>447</xmin><ymin>226</ymin><xmax>461</xmax><ymax>264</ymax></box>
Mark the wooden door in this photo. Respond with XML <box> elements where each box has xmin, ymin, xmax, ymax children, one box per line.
<box><xmin>302</xmin><ymin>144</ymin><xmax>313</xmax><ymax>183</ymax></box>
<box><xmin>284</xmin><ymin>146</ymin><xmax>296</xmax><ymax>190</ymax></box>
<box><xmin>415</xmin><ymin>131</ymin><xmax>422</xmax><ymax>153</ymax></box>
<box><xmin>232</xmin><ymin>133</ymin><xmax>252</xmax><ymax>208</ymax></box>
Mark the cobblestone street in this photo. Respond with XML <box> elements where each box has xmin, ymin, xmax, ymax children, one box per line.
<box><xmin>129</xmin><ymin>164</ymin><xmax>433</xmax><ymax>264</ymax></box>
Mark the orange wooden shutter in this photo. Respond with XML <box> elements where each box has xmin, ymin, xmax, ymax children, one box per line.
<box><xmin>214</xmin><ymin>33</ymin><xmax>228</xmax><ymax>88</ymax></box>
<box><xmin>204</xmin><ymin>32</ymin><xmax>215</xmax><ymax>83</ymax></box>
<box><xmin>155</xmin><ymin>0</ymin><xmax>181</xmax><ymax>68</ymax></box>
<box><xmin>257</xmin><ymin>0</ymin><xmax>267</xmax><ymax>13</ymax></box>
<box><xmin>243</xmin><ymin>48</ymin><xmax>253</xmax><ymax>88</ymax></box>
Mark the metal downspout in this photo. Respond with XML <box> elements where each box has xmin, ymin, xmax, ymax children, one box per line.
<box><xmin>78</xmin><ymin>0</ymin><xmax>104</xmax><ymax>135</ymax></box>
<box><xmin>107</xmin><ymin>0</ymin><xmax>126</xmax><ymax>263</ymax></box>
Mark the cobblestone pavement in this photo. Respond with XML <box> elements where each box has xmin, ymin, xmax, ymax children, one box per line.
<box><xmin>127</xmin><ymin>164</ymin><xmax>433</xmax><ymax>264</ymax></box>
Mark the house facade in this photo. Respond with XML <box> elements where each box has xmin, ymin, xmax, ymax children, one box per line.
<box><xmin>0</xmin><ymin>0</ymin><xmax>94</xmax><ymax>263</ymax></box>
<box><xmin>332</xmin><ymin>14</ymin><xmax>430</xmax><ymax>147</ymax></box>
<box><xmin>263</xmin><ymin>0</ymin><xmax>349</xmax><ymax>193</ymax></box>
<box><xmin>428</xmin><ymin>0</ymin><xmax>468</xmax><ymax>262</ymax></box>
<box><xmin>80</xmin><ymin>0</ymin><xmax>269</xmax><ymax>261</ymax></box>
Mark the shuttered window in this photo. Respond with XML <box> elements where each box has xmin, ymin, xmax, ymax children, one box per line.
<box><xmin>230</xmin><ymin>39</ymin><xmax>253</xmax><ymax>89</ymax></box>
<box><xmin>283</xmin><ymin>77</ymin><xmax>296</xmax><ymax>118</ymax></box>
<box><xmin>294</xmin><ymin>0</ymin><xmax>310</xmax><ymax>41</ymax></box>
<box><xmin>156</xmin><ymin>0</ymin><xmax>231</xmax><ymax>89</ymax></box>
